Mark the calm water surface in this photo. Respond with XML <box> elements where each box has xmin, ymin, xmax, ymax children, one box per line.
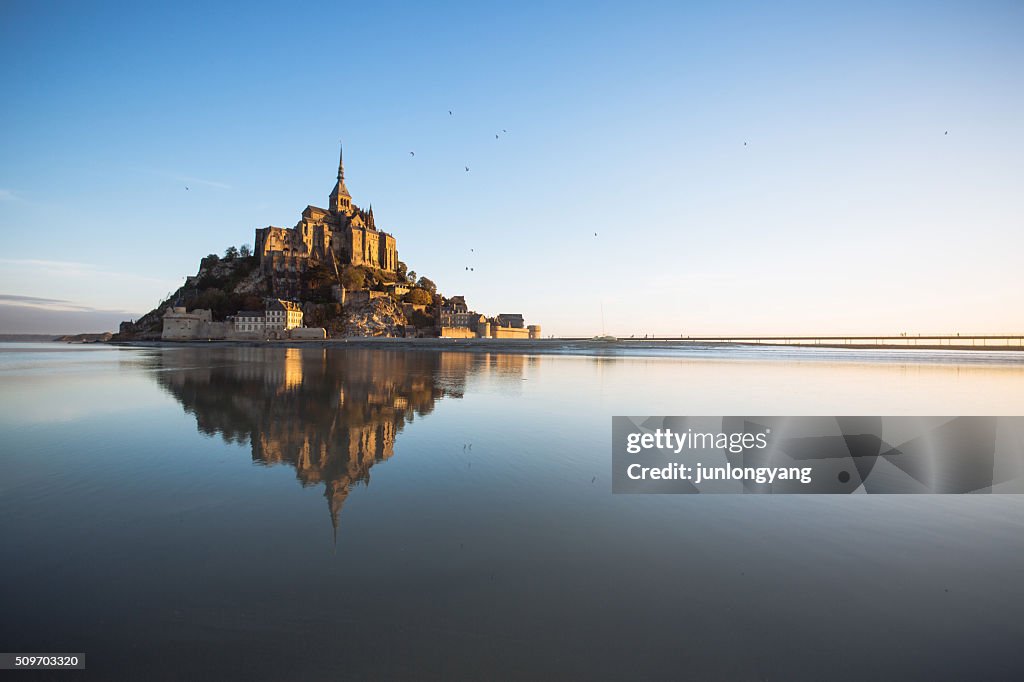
<box><xmin>2</xmin><ymin>343</ymin><xmax>1024</xmax><ymax>681</ymax></box>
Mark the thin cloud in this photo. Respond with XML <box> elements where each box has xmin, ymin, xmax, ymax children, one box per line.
<box><xmin>0</xmin><ymin>258</ymin><xmax>96</xmax><ymax>270</ymax></box>
<box><xmin>0</xmin><ymin>188</ymin><xmax>19</xmax><ymax>201</ymax></box>
<box><xmin>0</xmin><ymin>304</ymin><xmax>141</xmax><ymax>335</ymax></box>
<box><xmin>0</xmin><ymin>294</ymin><xmax>73</xmax><ymax>305</ymax></box>
<box><xmin>0</xmin><ymin>293</ymin><xmax>134</xmax><ymax>314</ymax></box>
<box><xmin>0</xmin><ymin>258</ymin><xmax>177</xmax><ymax>286</ymax></box>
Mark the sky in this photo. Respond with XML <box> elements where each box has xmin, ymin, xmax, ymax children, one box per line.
<box><xmin>1</xmin><ymin>0</ymin><xmax>1022</xmax><ymax>336</ymax></box>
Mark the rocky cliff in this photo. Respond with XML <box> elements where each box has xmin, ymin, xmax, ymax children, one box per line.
<box><xmin>114</xmin><ymin>254</ymin><xmax>414</xmax><ymax>340</ymax></box>
<box><xmin>340</xmin><ymin>297</ymin><xmax>407</xmax><ymax>337</ymax></box>
<box><xmin>114</xmin><ymin>255</ymin><xmax>265</xmax><ymax>340</ymax></box>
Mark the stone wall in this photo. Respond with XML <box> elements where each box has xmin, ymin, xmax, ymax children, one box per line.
<box><xmin>290</xmin><ymin>327</ymin><xmax>327</xmax><ymax>340</ymax></box>
<box><xmin>439</xmin><ymin>326</ymin><xmax>477</xmax><ymax>339</ymax></box>
<box><xmin>345</xmin><ymin>289</ymin><xmax>389</xmax><ymax>306</ymax></box>
<box><xmin>491</xmin><ymin>326</ymin><xmax>531</xmax><ymax>339</ymax></box>
<box><xmin>162</xmin><ymin>308</ymin><xmax>213</xmax><ymax>340</ymax></box>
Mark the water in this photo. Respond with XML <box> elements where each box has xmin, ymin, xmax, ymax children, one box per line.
<box><xmin>1</xmin><ymin>343</ymin><xmax>1023</xmax><ymax>680</ymax></box>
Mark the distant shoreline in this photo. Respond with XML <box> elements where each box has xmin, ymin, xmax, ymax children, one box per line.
<box><xmin>96</xmin><ymin>337</ymin><xmax>1024</xmax><ymax>359</ymax></box>
<box><xmin>6</xmin><ymin>335</ymin><xmax>1024</xmax><ymax>356</ymax></box>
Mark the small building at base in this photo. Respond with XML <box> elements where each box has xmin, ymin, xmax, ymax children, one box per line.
<box><xmin>233</xmin><ymin>299</ymin><xmax>304</xmax><ymax>337</ymax></box>
<box><xmin>163</xmin><ymin>299</ymin><xmax>316</xmax><ymax>341</ymax></box>
<box><xmin>435</xmin><ymin>295</ymin><xmax>541</xmax><ymax>340</ymax></box>
<box><xmin>161</xmin><ymin>307</ymin><xmax>214</xmax><ymax>339</ymax></box>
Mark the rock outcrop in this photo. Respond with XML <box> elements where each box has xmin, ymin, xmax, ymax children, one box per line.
<box><xmin>55</xmin><ymin>332</ymin><xmax>114</xmax><ymax>343</ymax></box>
<box><xmin>341</xmin><ymin>296</ymin><xmax>407</xmax><ymax>337</ymax></box>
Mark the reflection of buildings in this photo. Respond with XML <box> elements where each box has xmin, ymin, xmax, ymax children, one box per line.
<box><xmin>153</xmin><ymin>348</ymin><xmax>502</xmax><ymax>535</ymax></box>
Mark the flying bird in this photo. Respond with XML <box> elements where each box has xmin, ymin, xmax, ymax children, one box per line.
<box><xmin>410</xmin><ymin>151</ymin><xmax>415</xmax><ymax>156</ymax></box>
<box><xmin>743</xmin><ymin>142</ymin><xmax>748</xmax><ymax>146</ymax></box>
<box><xmin>449</xmin><ymin>110</ymin><xmax>453</xmax><ymax>115</ymax></box>
<box><xmin>185</xmin><ymin>186</ymin><xmax>190</xmax><ymax>191</ymax></box>
<box><xmin>495</xmin><ymin>134</ymin><xmax>499</xmax><ymax>139</ymax></box>
<box><xmin>502</xmin><ymin>129</ymin><xmax>507</xmax><ymax>133</ymax></box>
<box><xmin>944</xmin><ymin>131</ymin><xmax>949</xmax><ymax>135</ymax></box>
<box><xmin>594</xmin><ymin>232</ymin><xmax>598</xmax><ymax>237</ymax></box>
<box><xmin>465</xmin><ymin>166</ymin><xmax>470</xmax><ymax>172</ymax></box>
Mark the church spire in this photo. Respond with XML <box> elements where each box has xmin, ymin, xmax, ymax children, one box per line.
<box><xmin>329</xmin><ymin>142</ymin><xmax>351</xmax><ymax>213</ymax></box>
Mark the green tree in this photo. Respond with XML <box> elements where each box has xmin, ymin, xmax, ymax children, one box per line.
<box><xmin>224</xmin><ymin>246</ymin><xmax>239</xmax><ymax>260</ymax></box>
<box><xmin>407</xmin><ymin>270</ymin><xmax>417</xmax><ymax>284</ymax></box>
<box><xmin>416</xmin><ymin>277</ymin><xmax>437</xmax><ymax>295</ymax></box>
<box><xmin>239</xmin><ymin>244</ymin><xmax>252</xmax><ymax>258</ymax></box>
<box><xmin>405</xmin><ymin>288</ymin><xmax>432</xmax><ymax>305</ymax></box>
<box><xmin>192</xmin><ymin>288</ymin><xmax>232</xmax><ymax>319</ymax></box>
<box><xmin>302</xmin><ymin>264</ymin><xmax>336</xmax><ymax>302</ymax></box>
<box><xmin>409</xmin><ymin>309</ymin><xmax>434</xmax><ymax>328</ymax></box>
<box><xmin>396</xmin><ymin>261</ymin><xmax>408</xmax><ymax>281</ymax></box>
<box><xmin>341</xmin><ymin>267</ymin><xmax>367</xmax><ymax>290</ymax></box>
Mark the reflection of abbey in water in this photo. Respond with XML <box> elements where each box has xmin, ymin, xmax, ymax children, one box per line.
<box><xmin>153</xmin><ymin>348</ymin><xmax>522</xmax><ymax>533</ymax></box>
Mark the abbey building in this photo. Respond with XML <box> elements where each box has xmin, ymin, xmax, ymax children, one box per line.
<box><xmin>255</xmin><ymin>145</ymin><xmax>398</xmax><ymax>297</ymax></box>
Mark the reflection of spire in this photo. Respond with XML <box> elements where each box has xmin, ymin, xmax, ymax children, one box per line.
<box><xmin>331</xmin><ymin>495</ymin><xmax>338</xmax><ymax>552</ymax></box>
<box><xmin>324</xmin><ymin>479</ymin><xmax>349</xmax><ymax>542</ymax></box>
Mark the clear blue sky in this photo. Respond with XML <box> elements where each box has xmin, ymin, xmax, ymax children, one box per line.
<box><xmin>1</xmin><ymin>1</ymin><xmax>1022</xmax><ymax>335</ymax></box>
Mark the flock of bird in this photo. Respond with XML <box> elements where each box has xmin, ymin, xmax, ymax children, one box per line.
<box><xmin>406</xmin><ymin>110</ymin><xmax>509</xmax><ymax>176</ymax></box>
<box><xmin>180</xmin><ymin>119</ymin><xmax>955</xmax><ymax>286</ymax></box>
<box><xmin>399</xmin><ymin>116</ymin><xmax>954</xmax><ymax>251</ymax></box>
<box><xmin>402</xmin><ymin>112</ymin><xmax>517</xmax><ymax>271</ymax></box>
<box><xmin>182</xmin><ymin>127</ymin><xmax>953</xmax><ymax>194</ymax></box>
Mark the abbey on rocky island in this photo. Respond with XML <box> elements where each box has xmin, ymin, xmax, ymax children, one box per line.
<box><xmin>254</xmin><ymin>145</ymin><xmax>398</xmax><ymax>298</ymax></box>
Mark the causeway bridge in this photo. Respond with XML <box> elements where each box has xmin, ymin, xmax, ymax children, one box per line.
<box><xmin>599</xmin><ymin>335</ymin><xmax>1024</xmax><ymax>351</ymax></box>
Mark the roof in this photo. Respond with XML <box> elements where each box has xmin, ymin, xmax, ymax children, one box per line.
<box><xmin>266</xmin><ymin>299</ymin><xmax>302</xmax><ymax>312</ymax></box>
<box><xmin>329</xmin><ymin>178</ymin><xmax>351</xmax><ymax>198</ymax></box>
<box><xmin>237</xmin><ymin>310</ymin><xmax>263</xmax><ymax>318</ymax></box>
